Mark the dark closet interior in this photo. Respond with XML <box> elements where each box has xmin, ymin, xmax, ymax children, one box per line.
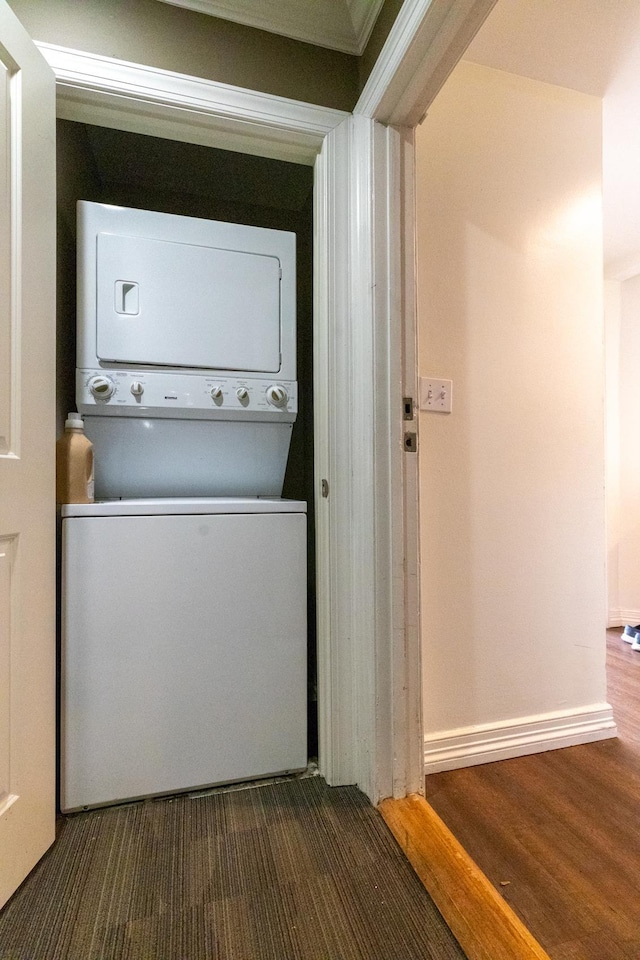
<box><xmin>56</xmin><ymin>119</ymin><xmax>318</xmax><ymax>764</ymax></box>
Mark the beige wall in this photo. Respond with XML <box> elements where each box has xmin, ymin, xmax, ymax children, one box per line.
<box><xmin>607</xmin><ymin>273</ymin><xmax>640</xmax><ymax>625</ymax></box>
<box><xmin>8</xmin><ymin>0</ymin><xmax>359</xmax><ymax>111</ymax></box>
<box><xmin>604</xmin><ymin>279</ymin><xmax>621</xmax><ymax>622</ymax></box>
<box><xmin>416</xmin><ymin>62</ymin><xmax>607</xmax><ymax>751</ymax></box>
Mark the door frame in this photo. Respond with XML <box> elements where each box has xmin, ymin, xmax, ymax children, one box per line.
<box><xmin>37</xmin><ymin>0</ymin><xmax>495</xmax><ymax>802</ymax></box>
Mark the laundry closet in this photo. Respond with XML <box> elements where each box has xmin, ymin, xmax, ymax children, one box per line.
<box><xmin>56</xmin><ymin>119</ymin><xmax>316</xmax><ymax>810</ymax></box>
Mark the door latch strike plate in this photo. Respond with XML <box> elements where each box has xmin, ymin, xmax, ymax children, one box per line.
<box><xmin>404</xmin><ymin>432</ymin><xmax>417</xmax><ymax>453</ymax></box>
<box><xmin>321</xmin><ymin>478</ymin><xmax>329</xmax><ymax>498</ymax></box>
<box><xmin>403</xmin><ymin>397</ymin><xmax>414</xmax><ymax>421</ymax></box>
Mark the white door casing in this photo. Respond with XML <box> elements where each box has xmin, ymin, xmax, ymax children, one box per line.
<box><xmin>36</xmin><ymin>42</ymin><xmax>344</xmax><ymax>165</ymax></box>
<box><xmin>36</xmin><ymin>43</ymin><xmax>424</xmax><ymax>802</ymax></box>
<box><xmin>314</xmin><ymin>115</ymin><xmax>422</xmax><ymax>799</ymax></box>
<box><xmin>0</xmin><ymin>1</ymin><xmax>56</xmax><ymax>908</ymax></box>
<box><xmin>355</xmin><ymin>0</ymin><xmax>498</xmax><ymax>124</ymax></box>
<box><xmin>25</xmin><ymin>0</ymin><xmax>493</xmax><ymax>812</ymax></box>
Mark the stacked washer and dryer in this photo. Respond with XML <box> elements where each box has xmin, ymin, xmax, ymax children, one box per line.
<box><xmin>61</xmin><ymin>202</ymin><xmax>307</xmax><ymax>812</ymax></box>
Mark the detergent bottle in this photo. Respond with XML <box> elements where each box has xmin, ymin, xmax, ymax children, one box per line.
<box><xmin>56</xmin><ymin>413</ymin><xmax>94</xmax><ymax>504</ymax></box>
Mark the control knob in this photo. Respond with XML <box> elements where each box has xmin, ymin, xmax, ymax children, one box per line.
<box><xmin>236</xmin><ymin>387</ymin><xmax>250</xmax><ymax>404</ymax></box>
<box><xmin>130</xmin><ymin>381</ymin><xmax>144</xmax><ymax>397</ymax></box>
<box><xmin>210</xmin><ymin>386</ymin><xmax>223</xmax><ymax>402</ymax></box>
<box><xmin>88</xmin><ymin>375</ymin><xmax>115</xmax><ymax>400</ymax></box>
<box><xmin>266</xmin><ymin>384</ymin><xmax>288</xmax><ymax>408</ymax></box>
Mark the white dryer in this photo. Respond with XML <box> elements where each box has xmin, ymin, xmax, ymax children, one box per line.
<box><xmin>61</xmin><ymin>498</ymin><xmax>307</xmax><ymax>812</ymax></box>
<box><xmin>75</xmin><ymin>201</ymin><xmax>298</xmax><ymax>499</ymax></box>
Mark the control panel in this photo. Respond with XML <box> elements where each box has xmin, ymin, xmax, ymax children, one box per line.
<box><xmin>77</xmin><ymin>369</ymin><xmax>298</xmax><ymax>421</ymax></box>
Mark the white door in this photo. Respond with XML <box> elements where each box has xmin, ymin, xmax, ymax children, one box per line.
<box><xmin>0</xmin><ymin>0</ymin><xmax>56</xmax><ymax>908</ymax></box>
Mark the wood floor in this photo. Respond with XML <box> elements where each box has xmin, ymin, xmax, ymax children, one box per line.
<box><xmin>426</xmin><ymin>628</ymin><xmax>640</xmax><ymax>960</ymax></box>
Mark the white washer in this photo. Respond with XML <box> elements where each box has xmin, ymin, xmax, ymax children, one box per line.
<box><xmin>61</xmin><ymin>498</ymin><xmax>307</xmax><ymax>812</ymax></box>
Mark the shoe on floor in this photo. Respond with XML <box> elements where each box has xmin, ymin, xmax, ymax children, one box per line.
<box><xmin>632</xmin><ymin>633</ymin><xmax>640</xmax><ymax>652</ymax></box>
<box><xmin>622</xmin><ymin>624</ymin><xmax>640</xmax><ymax>643</ymax></box>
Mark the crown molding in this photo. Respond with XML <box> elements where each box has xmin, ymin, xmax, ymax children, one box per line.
<box><xmin>347</xmin><ymin>0</ymin><xmax>387</xmax><ymax>53</ymax></box>
<box><xmin>156</xmin><ymin>0</ymin><xmax>384</xmax><ymax>55</ymax></box>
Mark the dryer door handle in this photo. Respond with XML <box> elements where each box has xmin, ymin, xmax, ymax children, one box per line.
<box><xmin>115</xmin><ymin>280</ymin><xmax>139</xmax><ymax>315</ymax></box>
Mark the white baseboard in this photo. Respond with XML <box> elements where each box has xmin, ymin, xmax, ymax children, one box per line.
<box><xmin>424</xmin><ymin>704</ymin><xmax>617</xmax><ymax>774</ymax></box>
<box><xmin>608</xmin><ymin>610</ymin><xmax>640</xmax><ymax>628</ymax></box>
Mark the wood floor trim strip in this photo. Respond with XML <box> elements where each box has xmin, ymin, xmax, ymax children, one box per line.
<box><xmin>378</xmin><ymin>794</ymin><xmax>551</xmax><ymax>960</ymax></box>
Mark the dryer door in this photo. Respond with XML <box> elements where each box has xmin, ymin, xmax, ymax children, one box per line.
<box><xmin>96</xmin><ymin>233</ymin><xmax>282</xmax><ymax>372</ymax></box>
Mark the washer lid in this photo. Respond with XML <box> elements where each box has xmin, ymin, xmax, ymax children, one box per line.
<box><xmin>61</xmin><ymin>497</ymin><xmax>307</xmax><ymax>518</ymax></box>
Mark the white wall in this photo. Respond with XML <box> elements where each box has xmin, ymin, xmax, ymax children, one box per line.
<box><xmin>462</xmin><ymin>0</ymin><xmax>640</xmax><ymax>274</ymax></box>
<box><xmin>416</xmin><ymin>62</ymin><xmax>614</xmax><ymax>773</ymax></box>
<box><xmin>608</xmin><ymin>273</ymin><xmax>640</xmax><ymax>625</ymax></box>
<box><xmin>603</xmin><ymin>25</ymin><xmax>640</xmax><ymax>276</ymax></box>
<box><xmin>605</xmin><ymin>278</ymin><xmax>621</xmax><ymax>622</ymax></box>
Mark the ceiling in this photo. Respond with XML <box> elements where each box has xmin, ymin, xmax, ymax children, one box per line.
<box><xmin>464</xmin><ymin>0</ymin><xmax>640</xmax><ymax>98</ymax></box>
<box><xmin>463</xmin><ymin>0</ymin><xmax>640</xmax><ymax>273</ymax></box>
<box><xmin>156</xmin><ymin>0</ymin><xmax>386</xmax><ymax>54</ymax></box>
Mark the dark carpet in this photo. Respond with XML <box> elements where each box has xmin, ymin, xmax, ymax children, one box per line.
<box><xmin>0</xmin><ymin>776</ymin><xmax>466</xmax><ymax>960</ymax></box>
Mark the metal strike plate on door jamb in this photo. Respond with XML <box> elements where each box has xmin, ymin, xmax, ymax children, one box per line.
<box><xmin>404</xmin><ymin>432</ymin><xmax>417</xmax><ymax>453</ymax></box>
<box><xmin>403</xmin><ymin>397</ymin><xmax>414</xmax><ymax>421</ymax></box>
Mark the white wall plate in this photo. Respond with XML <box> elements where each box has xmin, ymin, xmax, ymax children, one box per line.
<box><xmin>419</xmin><ymin>376</ymin><xmax>452</xmax><ymax>413</ymax></box>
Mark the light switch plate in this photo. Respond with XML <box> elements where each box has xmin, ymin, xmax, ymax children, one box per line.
<box><xmin>420</xmin><ymin>377</ymin><xmax>452</xmax><ymax>413</ymax></box>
